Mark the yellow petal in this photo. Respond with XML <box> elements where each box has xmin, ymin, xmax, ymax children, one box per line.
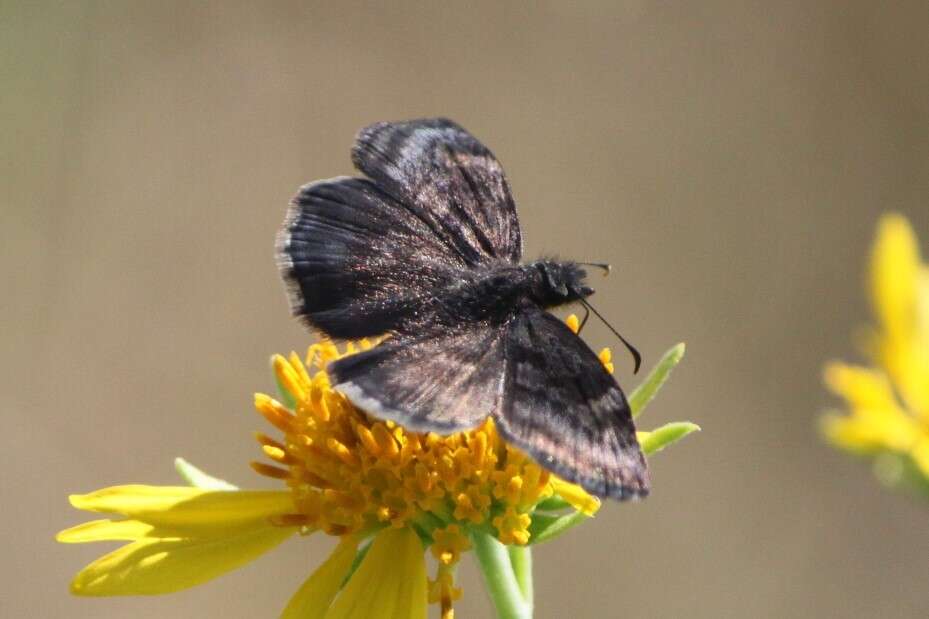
<box><xmin>821</xmin><ymin>362</ymin><xmax>925</xmax><ymax>452</ymax></box>
<box><xmin>550</xmin><ymin>478</ymin><xmax>600</xmax><ymax>516</ymax></box>
<box><xmin>919</xmin><ymin>267</ymin><xmax>929</xmax><ymax>339</ymax></box>
<box><xmin>870</xmin><ymin>213</ymin><xmax>920</xmax><ymax>341</ymax></box>
<box><xmin>823</xmin><ymin>363</ymin><xmax>899</xmax><ymax>412</ymax></box>
<box><xmin>325</xmin><ymin>528</ymin><xmax>427</xmax><ymax>619</ymax></box>
<box><xmin>69</xmin><ymin>523</ymin><xmax>294</xmax><ymax>595</ymax></box>
<box><xmin>883</xmin><ymin>266</ymin><xmax>929</xmax><ymax>419</ymax></box>
<box><xmin>911</xmin><ymin>437</ymin><xmax>929</xmax><ymax>480</ymax></box>
<box><xmin>867</xmin><ymin>215</ymin><xmax>929</xmax><ymax>419</ymax></box>
<box><xmin>822</xmin><ymin>401</ymin><xmax>920</xmax><ymax>453</ymax></box>
<box><xmin>57</xmin><ymin>519</ymin><xmax>153</xmax><ymax>543</ymax></box>
<box><xmin>913</xmin><ymin>267</ymin><xmax>929</xmax><ymax>417</ymax></box>
<box><xmin>69</xmin><ymin>486</ymin><xmax>294</xmax><ymax>536</ymax></box>
<box><xmin>820</xmin><ymin>414</ymin><xmax>884</xmax><ymax>454</ymax></box>
<box><xmin>281</xmin><ymin>537</ymin><xmax>358</xmax><ymax>619</ymax></box>
<box><xmin>887</xmin><ymin>342</ymin><xmax>929</xmax><ymax>419</ymax></box>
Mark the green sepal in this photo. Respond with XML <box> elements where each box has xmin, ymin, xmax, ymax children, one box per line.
<box><xmin>275</xmin><ymin>373</ymin><xmax>298</xmax><ymax>410</ymax></box>
<box><xmin>339</xmin><ymin>539</ymin><xmax>372</xmax><ymax>589</ymax></box>
<box><xmin>638</xmin><ymin>422</ymin><xmax>700</xmax><ymax>455</ymax></box>
<box><xmin>527</xmin><ymin>510</ymin><xmax>590</xmax><ymax>546</ymax></box>
<box><xmin>410</xmin><ymin>521</ymin><xmax>435</xmax><ymax>547</ymax></box>
<box><xmin>872</xmin><ymin>452</ymin><xmax>929</xmax><ymax>499</ymax></box>
<box><xmin>412</xmin><ymin>510</ymin><xmax>450</xmax><ymax>538</ymax></box>
<box><xmin>174</xmin><ymin>457</ymin><xmax>238</xmax><ymax>490</ymax></box>
<box><xmin>533</xmin><ymin>495</ymin><xmax>572</xmax><ymax>512</ymax></box>
<box><xmin>629</xmin><ymin>343</ymin><xmax>685</xmax><ymax>418</ymax></box>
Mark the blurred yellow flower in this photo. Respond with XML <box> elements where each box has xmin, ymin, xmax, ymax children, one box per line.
<box><xmin>823</xmin><ymin>214</ymin><xmax>929</xmax><ymax>490</ymax></box>
<box><xmin>60</xmin><ymin>319</ymin><xmax>696</xmax><ymax>617</ymax></box>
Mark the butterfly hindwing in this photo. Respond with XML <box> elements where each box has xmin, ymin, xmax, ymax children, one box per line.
<box><xmin>497</xmin><ymin>308</ymin><xmax>649</xmax><ymax>500</ymax></box>
<box><xmin>329</xmin><ymin>325</ymin><xmax>507</xmax><ymax>433</ymax></box>
<box><xmin>352</xmin><ymin>118</ymin><xmax>522</xmax><ymax>265</ymax></box>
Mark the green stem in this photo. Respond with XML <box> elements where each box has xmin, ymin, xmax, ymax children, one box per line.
<box><xmin>508</xmin><ymin>545</ymin><xmax>533</xmax><ymax>613</ymax></box>
<box><xmin>471</xmin><ymin>531</ymin><xmax>532</xmax><ymax>619</ymax></box>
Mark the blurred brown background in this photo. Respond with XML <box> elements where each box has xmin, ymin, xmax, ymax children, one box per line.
<box><xmin>4</xmin><ymin>1</ymin><xmax>929</xmax><ymax>617</ymax></box>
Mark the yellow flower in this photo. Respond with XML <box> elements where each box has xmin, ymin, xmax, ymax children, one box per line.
<box><xmin>58</xmin><ymin>336</ymin><xmax>593</xmax><ymax>616</ymax></box>
<box><xmin>258</xmin><ymin>337</ymin><xmax>585</xmax><ymax>530</ymax></box>
<box><xmin>823</xmin><ymin>214</ymin><xmax>929</xmax><ymax>487</ymax></box>
<box><xmin>60</xmin><ymin>318</ymin><xmax>696</xmax><ymax>616</ymax></box>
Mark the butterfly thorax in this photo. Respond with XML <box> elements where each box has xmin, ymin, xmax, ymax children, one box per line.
<box><xmin>429</xmin><ymin>260</ymin><xmax>592</xmax><ymax>328</ymax></box>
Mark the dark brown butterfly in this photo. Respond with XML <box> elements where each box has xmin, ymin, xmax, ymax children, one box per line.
<box><xmin>277</xmin><ymin>118</ymin><xmax>648</xmax><ymax>499</ymax></box>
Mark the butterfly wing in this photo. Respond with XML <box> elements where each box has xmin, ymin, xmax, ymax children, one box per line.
<box><xmin>352</xmin><ymin>118</ymin><xmax>522</xmax><ymax>265</ymax></box>
<box><xmin>279</xmin><ymin>119</ymin><xmax>522</xmax><ymax>338</ymax></box>
<box><xmin>329</xmin><ymin>325</ymin><xmax>507</xmax><ymax>433</ymax></box>
<box><xmin>498</xmin><ymin>307</ymin><xmax>649</xmax><ymax>500</ymax></box>
<box><xmin>278</xmin><ymin>177</ymin><xmax>463</xmax><ymax>338</ymax></box>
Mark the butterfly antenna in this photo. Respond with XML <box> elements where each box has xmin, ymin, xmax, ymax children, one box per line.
<box><xmin>579</xmin><ymin>298</ymin><xmax>642</xmax><ymax>374</ymax></box>
<box><xmin>578</xmin><ymin>304</ymin><xmax>591</xmax><ymax>333</ymax></box>
<box><xmin>579</xmin><ymin>262</ymin><xmax>611</xmax><ymax>276</ymax></box>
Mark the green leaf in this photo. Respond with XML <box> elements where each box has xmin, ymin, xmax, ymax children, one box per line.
<box><xmin>174</xmin><ymin>457</ymin><xmax>238</xmax><ymax>490</ymax></box>
<box><xmin>638</xmin><ymin>422</ymin><xmax>700</xmax><ymax>456</ymax></box>
<box><xmin>527</xmin><ymin>511</ymin><xmax>591</xmax><ymax>546</ymax></box>
<box><xmin>629</xmin><ymin>343</ymin><xmax>685</xmax><ymax>418</ymax></box>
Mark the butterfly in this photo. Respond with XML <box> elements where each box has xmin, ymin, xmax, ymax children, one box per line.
<box><xmin>276</xmin><ymin>118</ymin><xmax>649</xmax><ymax>500</ymax></box>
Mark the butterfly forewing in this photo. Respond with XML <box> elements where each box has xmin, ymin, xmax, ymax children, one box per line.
<box><xmin>352</xmin><ymin>118</ymin><xmax>522</xmax><ymax>265</ymax></box>
<box><xmin>279</xmin><ymin>119</ymin><xmax>524</xmax><ymax>338</ymax></box>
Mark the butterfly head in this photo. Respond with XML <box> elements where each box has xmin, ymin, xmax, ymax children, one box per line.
<box><xmin>528</xmin><ymin>260</ymin><xmax>593</xmax><ymax>308</ymax></box>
